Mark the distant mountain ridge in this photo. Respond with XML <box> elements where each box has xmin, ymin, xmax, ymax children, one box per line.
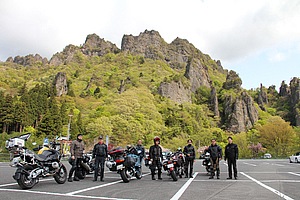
<box><xmin>3</xmin><ymin>29</ymin><xmax>299</xmax><ymax>135</ymax></box>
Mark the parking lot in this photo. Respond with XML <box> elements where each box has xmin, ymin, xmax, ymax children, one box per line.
<box><xmin>0</xmin><ymin>159</ymin><xmax>299</xmax><ymax>200</ymax></box>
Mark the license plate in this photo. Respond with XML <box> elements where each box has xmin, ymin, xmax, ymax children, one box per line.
<box><xmin>117</xmin><ymin>164</ymin><xmax>123</xmax><ymax>170</ymax></box>
<box><xmin>167</xmin><ymin>163</ymin><xmax>174</xmax><ymax>168</ymax></box>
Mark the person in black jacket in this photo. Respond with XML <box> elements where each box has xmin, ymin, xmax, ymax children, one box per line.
<box><xmin>224</xmin><ymin>136</ymin><xmax>239</xmax><ymax>180</ymax></box>
<box><xmin>149</xmin><ymin>136</ymin><xmax>162</xmax><ymax>180</ymax></box>
<box><xmin>207</xmin><ymin>139</ymin><xmax>222</xmax><ymax>179</ymax></box>
<box><xmin>92</xmin><ymin>136</ymin><xmax>108</xmax><ymax>181</ymax></box>
<box><xmin>183</xmin><ymin>139</ymin><xmax>195</xmax><ymax>178</ymax></box>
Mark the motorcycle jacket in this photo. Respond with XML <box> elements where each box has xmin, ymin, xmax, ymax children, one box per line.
<box><xmin>93</xmin><ymin>142</ymin><xmax>108</xmax><ymax>157</ymax></box>
<box><xmin>70</xmin><ymin>139</ymin><xmax>85</xmax><ymax>158</ymax></box>
<box><xmin>183</xmin><ymin>144</ymin><xmax>195</xmax><ymax>160</ymax></box>
<box><xmin>149</xmin><ymin>145</ymin><xmax>162</xmax><ymax>161</ymax></box>
<box><xmin>225</xmin><ymin>143</ymin><xmax>238</xmax><ymax>160</ymax></box>
<box><xmin>207</xmin><ymin>144</ymin><xmax>222</xmax><ymax>159</ymax></box>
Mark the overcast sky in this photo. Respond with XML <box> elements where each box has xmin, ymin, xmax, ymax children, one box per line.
<box><xmin>1</xmin><ymin>0</ymin><xmax>300</xmax><ymax>90</ymax></box>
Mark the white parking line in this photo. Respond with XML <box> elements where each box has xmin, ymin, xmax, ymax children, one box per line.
<box><xmin>67</xmin><ymin>172</ymin><xmax>151</xmax><ymax>195</ymax></box>
<box><xmin>272</xmin><ymin>163</ymin><xmax>285</xmax><ymax>167</ymax></box>
<box><xmin>243</xmin><ymin>162</ymin><xmax>257</xmax><ymax>167</ymax></box>
<box><xmin>0</xmin><ymin>178</ymin><xmax>53</xmax><ymax>188</ymax></box>
<box><xmin>288</xmin><ymin>172</ymin><xmax>300</xmax><ymax>177</ymax></box>
<box><xmin>0</xmin><ymin>188</ymin><xmax>134</xmax><ymax>200</ymax></box>
<box><xmin>241</xmin><ymin>172</ymin><xmax>294</xmax><ymax>200</ymax></box>
<box><xmin>170</xmin><ymin>172</ymin><xmax>198</xmax><ymax>200</ymax></box>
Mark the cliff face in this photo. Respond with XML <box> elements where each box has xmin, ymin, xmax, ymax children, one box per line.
<box><xmin>53</xmin><ymin>72</ymin><xmax>68</xmax><ymax>97</ymax></box>
<box><xmin>223</xmin><ymin>92</ymin><xmax>259</xmax><ymax>133</ymax></box>
<box><xmin>158</xmin><ymin>81</ymin><xmax>192</xmax><ymax>104</ymax></box>
<box><xmin>222</xmin><ymin>71</ymin><xmax>259</xmax><ymax>133</ymax></box>
<box><xmin>121</xmin><ymin>30</ymin><xmax>221</xmax><ymax>103</ymax></box>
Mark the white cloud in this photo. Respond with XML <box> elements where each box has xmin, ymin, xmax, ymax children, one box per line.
<box><xmin>1</xmin><ymin>0</ymin><xmax>300</xmax><ymax>65</ymax></box>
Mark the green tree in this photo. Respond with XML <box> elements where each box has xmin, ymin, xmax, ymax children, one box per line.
<box><xmin>258</xmin><ymin>116</ymin><xmax>295</xmax><ymax>157</ymax></box>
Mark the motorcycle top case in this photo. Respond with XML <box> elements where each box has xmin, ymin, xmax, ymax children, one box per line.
<box><xmin>124</xmin><ymin>156</ymin><xmax>135</xmax><ymax>167</ymax></box>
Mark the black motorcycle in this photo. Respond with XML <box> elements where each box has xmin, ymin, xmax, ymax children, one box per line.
<box><xmin>7</xmin><ymin>134</ymin><xmax>67</xmax><ymax>189</ymax></box>
<box><xmin>173</xmin><ymin>151</ymin><xmax>185</xmax><ymax>178</ymax></box>
<box><xmin>73</xmin><ymin>153</ymin><xmax>100</xmax><ymax>179</ymax></box>
<box><xmin>162</xmin><ymin>152</ymin><xmax>178</xmax><ymax>181</ymax></box>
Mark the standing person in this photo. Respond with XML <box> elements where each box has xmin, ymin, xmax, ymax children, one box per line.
<box><xmin>92</xmin><ymin>136</ymin><xmax>108</xmax><ymax>181</ymax></box>
<box><xmin>149</xmin><ymin>136</ymin><xmax>163</xmax><ymax>180</ymax></box>
<box><xmin>136</xmin><ymin>139</ymin><xmax>145</xmax><ymax>167</ymax></box>
<box><xmin>68</xmin><ymin>133</ymin><xmax>85</xmax><ymax>182</ymax></box>
<box><xmin>183</xmin><ymin>139</ymin><xmax>195</xmax><ymax>178</ymax></box>
<box><xmin>224</xmin><ymin>136</ymin><xmax>239</xmax><ymax>180</ymax></box>
<box><xmin>207</xmin><ymin>139</ymin><xmax>222</xmax><ymax>179</ymax></box>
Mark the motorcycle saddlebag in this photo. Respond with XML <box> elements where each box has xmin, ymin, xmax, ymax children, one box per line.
<box><xmin>124</xmin><ymin>156</ymin><xmax>135</xmax><ymax>167</ymax></box>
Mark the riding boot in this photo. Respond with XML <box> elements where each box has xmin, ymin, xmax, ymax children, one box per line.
<box><xmin>158</xmin><ymin>169</ymin><xmax>162</xmax><ymax>180</ymax></box>
<box><xmin>152</xmin><ymin>174</ymin><xmax>156</xmax><ymax>180</ymax></box>
<box><xmin>184</xmin><ymin>169</ymin><xmax>188</xmax><ymax>178</ymax></box>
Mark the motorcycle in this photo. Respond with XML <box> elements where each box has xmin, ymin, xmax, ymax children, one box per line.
<box><xmin>202</xmin><ymin>152</ymin><xmax>211</xmax><ymax>173</ymax></box>
<box><xmin>173</xmin><ymin>151</ymin><xmax>185</xmax><ymax>178</ymax></box>
<box><xmin>162</xmin><ymin>152</ymin><xmax>178</xmax><ymax>181</ymax></box>
<box><xmin>106</xmin><ymin>146</ymin><xmax>142</xmax><ymax>183</ymax></box>
<box><xmin>69</xmin><ymin>153</ymin><xmax>98</xmax><ymax>180</ymax></box>
<box><xmin>7</xmin><ymin>133</ymin><xmax>67</xmax><ymax>189</ymax></box>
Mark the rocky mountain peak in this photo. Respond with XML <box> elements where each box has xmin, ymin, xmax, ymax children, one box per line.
<box><xmin>82</xmin><ymin>33</ymin><xmax>120</xmax><ymax>56</ymax></box>
<box><xmin>6</xmin><ymin>54</ymin><xmax>48</xmax><ymax>66</ymax></box>
<box><xmin>223</xmin><ymin>70</ymin><xmax>242</xmax><ymax>90</ymax></box>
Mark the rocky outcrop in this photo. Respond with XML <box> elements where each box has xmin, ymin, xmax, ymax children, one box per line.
<box><xmin>118</xmin><ymin>77</ymin><xmax>131</xmax><ymax>94</ymax></box>
<box><xmin>210</xmin><ymin>87</ymin><xmax>220</xmax><ymax>117</ymax></box>
<box><xmin>257</xmin><ymin>83</ymin><xmax>268</xmax><ymax>111</ymax></box>
<box><xmin>158</xmin><ymin>81</ymin><xmax>191</xmax><ymax>104</ymax></box>
<box><xmin>6</xmin><ymin>54</ymin><xmax>48</xmax><ymax>66</ymax></box>
<box><xmin>54</xmin><ymin>72</ymin><xmax>68</xmax><ymax>96</ymax></box>
<box><xmin>82</xmin><ymin>33</ymin><xmax>120</xmax><ymax>56</ymax></box>
<box><xmin>49</xmin><ymin>45</ymin><xmax>81</xmax><ymax>66</ymax></box>
<box><xmin>279</xmin><ymin>81</ymin><xmax>290</xmax><ymax>97</ymax></box>
<box><xmin>224</xmin><ymin>92</ymin><xmax>258</xmax><ymax>133</ymax></box>
<box><xmin>184</xmin><ymin>58</ymin><xmax>211</xmax><ymax>92</ymax></box>
<box><xmin>223</xmin><ymin>70</ymin><xmax>242</xmax><ymax>90</ymax></box>
<box><xmin>121</xmin><ymin>30</ymin><xmax>219</xmax><ymax>93</ymax></box>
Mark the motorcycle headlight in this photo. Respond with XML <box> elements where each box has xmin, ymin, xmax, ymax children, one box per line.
<box><xmin>10</xmin><ymin>157</ymin><xmax>21</xmax><ymax>167</ymax></box>
<box><xmin>106</xmin><ymin>161</ymin><xmax>113</xmax><ymax>168</ymax></box>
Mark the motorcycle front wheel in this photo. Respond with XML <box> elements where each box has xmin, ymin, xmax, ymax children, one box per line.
<box><xmin>54</xmin><ymin>164</ymin><xmax>67</xmax><ymax>184</ymax></box>
<box><xmin>120</xmin><ymin>169</ymin><xmax>130</xmax><ymax>183</ymax></box>
<box><xmin>17</xmin><ymin>173</ymin><xmax>37</xmax><ymax>189</ymax></box>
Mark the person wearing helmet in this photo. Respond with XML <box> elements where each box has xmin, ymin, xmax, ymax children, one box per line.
<box><xmin>183</xmin><ymin>139</ymin><xmax>195</xmax><ymax>178</ymax></box>
<box><xmin>92</xmin><ymin>135</ymin><xmax>108</xmax><ymax>181</ymax></box>
<box><xmin>149</xmin><ymin>136</ymin><xmax>163</xmax><ymax>180</ymax></box>
<box><xmin>68</xmin><ymin>133</ymin><xmax>85</xmax><ymax>182</ymax></box>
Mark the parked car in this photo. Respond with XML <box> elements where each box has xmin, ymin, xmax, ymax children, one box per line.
<box><xmin>263</xmin><ymin>153</ymin><xmax>272</xmax><ymax>159</ymax></box>
<box><xmin>289</xmin><ymin>152</ymin><xmax>300</xmax><ymax>163</ymax></box>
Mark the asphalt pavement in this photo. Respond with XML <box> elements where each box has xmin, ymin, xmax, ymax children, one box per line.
<box><xmin>0</xmin><ymin>159</ymin><xmax>299</xmax><ymax>200</ymax></box>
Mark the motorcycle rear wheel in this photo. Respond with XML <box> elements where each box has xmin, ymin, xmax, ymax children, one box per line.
<box><xmin>17</xmin><ymin>173</ymin><xmax>36</xmax><ymax>189</ymax></box>
<box><xmin>170</xmin><ymin>170</ymin><xmax>178</xmax><ymax>181</ymax></box>
<box><xmin>54</xmin><ymin>164</ymin><xmax>67</xmax><ymax>184</ymax></box>
<box><xmin>120</xmin><ymin>169</ymin><xmax>130</xmax><ymax>183</ymax></box>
